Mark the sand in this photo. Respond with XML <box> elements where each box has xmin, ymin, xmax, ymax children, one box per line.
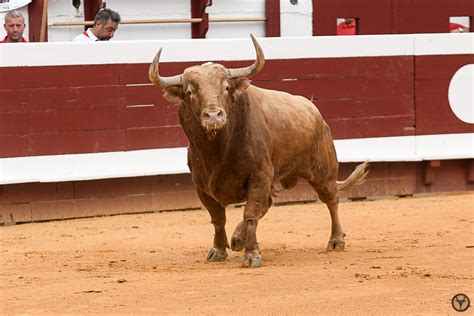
<box><xmin>1</xmin><ymin>192</ymin><xmax>473</xmax><ymax>314</ymax></box>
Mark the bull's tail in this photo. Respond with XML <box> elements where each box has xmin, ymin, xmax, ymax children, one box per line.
<box><xmin>336</xmin><ymin>161</ymin><xmax>369</xmax><ymax>192</ymax></box>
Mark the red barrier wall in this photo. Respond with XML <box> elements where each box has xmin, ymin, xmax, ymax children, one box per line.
<box><xmin>2</xmin><ymin>53</ymin><xmax>472</xmax><ymax>158</ymax></box>
<box><xmin>312</xmin><ymin>0</ymin><xmax>473</xmax><ymax>35</ymax></box>
<box><xmin>0</xmin><ymin>34</ymin><xmax>472</xmax><ymax>224</ymax></box>
<box><xmin>415</xmin><ymin>54</ymin><xmax>474</xmax><ymax>135</ymax></box>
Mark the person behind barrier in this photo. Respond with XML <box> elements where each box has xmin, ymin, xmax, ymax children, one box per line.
<box><xmin>1</xmin><ymin>10</ymin><xmax>27</xmax><ymax>43</ymax></box>
<box><xmin>449</xmin><ymin>22</ymin><xmax>469</xmax><ymax>33</ymax></box>
<box><xmin>337</xmin><ymin>18</ymin><xmax>356</xmax><ymax>35</ymax></box>
<box><xmin>73</xmin><ymin>8</ymin><xmax>121</xmax><ymax>42</ymax></box>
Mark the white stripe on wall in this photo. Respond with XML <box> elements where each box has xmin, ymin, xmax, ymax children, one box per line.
<box><xmin>1</xmin><ymin>33</ymin><xmax>472</xmax><ymax>68</ymax></box>
<box><xmin>415</xmin><ymin>33</ymin><xmax>474</xmax><ymax>56</ymax></box>
<box><xmin>415</xmin><ymin>133</ymin><xmax>474</xmax><ymax>160</ymax></box>
<box><xmin>0</xmin><ymin>133</ymin><xmax>472</xmax><ymax>185</ymax></box>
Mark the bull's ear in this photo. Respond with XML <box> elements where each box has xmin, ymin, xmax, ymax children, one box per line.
<box><xmin>163</xmin><ymin>86</ymin><xmax>184</xmax><ymax>102</ymax></box>
<box><xmin>231</xmin><ymin>78</ymin><xmax>250</xmax><ymax>99</ymax></box>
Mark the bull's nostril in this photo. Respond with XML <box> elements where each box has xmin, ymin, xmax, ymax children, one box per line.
<box><xmin>217</xmin><ymin>110</ymin><xmax>224</xmax><ymax>118</ymax></box>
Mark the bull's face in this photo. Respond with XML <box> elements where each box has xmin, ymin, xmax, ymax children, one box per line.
<box><xmin>178</xmin><ymin>64</ymin><xmax>248</xmax><ymax>139</ymax></box>
<box><xmin>149</xmin><ymin>35</ymin><xmax>265</xmax><ymax>140</ymax></box>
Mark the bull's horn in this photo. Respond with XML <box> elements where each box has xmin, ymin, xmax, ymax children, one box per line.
<box><xmin>148</xmin><ymin>48</ymin><xmax>182</xmax><ymax>88</ymax></box>
<box><xmin>227</xmin><ymin>34</ymin><xmax>265</xmax><ymax>79</ymax></box>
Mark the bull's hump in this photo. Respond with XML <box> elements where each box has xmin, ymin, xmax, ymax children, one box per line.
<box><xmin>248</xmin><ymin>86</ymin><xmax>319</xmax><ymax>120</ymax></box>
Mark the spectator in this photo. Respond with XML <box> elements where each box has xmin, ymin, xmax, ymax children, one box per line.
<box><xmin>337</xmin><ymin>18</ymin><xmax>356</xmax><ymax>35</ymax></box>
<box><xmin>73</xmin><ymin>8</ymin><xmax>121</xmax><ymax>42</ymax></box>
<box><xmin>450</xmin><ymin>22</ymin><xmax>469</xmax><ymax>33</ymax></box>
<box><xmin>1</xmin><ymin>10</ymin><xmax>27</xmax><ymax>43</ymax></box>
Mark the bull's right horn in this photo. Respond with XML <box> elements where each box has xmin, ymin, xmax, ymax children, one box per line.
<box><xmin>227</xmin><ymin>34</ymin><xmax>265</xmax><ymax>79</ymax></box>
<box><xmin>148</xmin><ymin>48</ymin><xmax>182</xmax><ymax>88</ymax></box>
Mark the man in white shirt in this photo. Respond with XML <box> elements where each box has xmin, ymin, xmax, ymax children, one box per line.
<box><xmin>73</xmin><ymin>8</ymin><xmax>121</xmax><ymax>42</ymax></box>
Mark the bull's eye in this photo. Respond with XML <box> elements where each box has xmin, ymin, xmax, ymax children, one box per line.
<box><xmin>225</xmin><ymin>85</ymin><xmax>230</xmax><ymax>92</ymax></box>
<box><xmin>187</xmin><ymin>89</ymin><xmax>192</xmax><ymax>97</ymax></box>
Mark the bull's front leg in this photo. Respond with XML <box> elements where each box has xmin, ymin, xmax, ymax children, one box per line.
<box><xmin>241</xmin><ymin>180</ymin><xmax>272</xmax><ymax>268</ymax></box>
<box><xmin>231</xmin><ymin>199</ymin><xmax>271</xmax><ymax>252</ymax></box>
<box><xmin>196</xmin><ymin>189</ymin><xmax>229</xmax><ymax>262</ymax></box>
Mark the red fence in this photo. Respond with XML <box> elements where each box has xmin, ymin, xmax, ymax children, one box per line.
<box><xmin>312</xmin><ymin>0</ymin><xmax>473</xmax><ymax>35</ymax></box>
<box><xmin>0</xmin><ymin>33</ymin><xmax>472</xmax><ymax>223</ymax></box>
<box><xmin>25</xmin><ymin>0</ymin><xmax>474</xmax><ymax>42</ymax></box>
<box><xmin>0</xmin><ymin>54</ymin><xmax>471</xmax><ymax>158</ymax></box>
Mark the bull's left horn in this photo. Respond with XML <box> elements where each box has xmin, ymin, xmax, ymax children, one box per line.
<box><xmin>227</xmin><ymin>34</ymin><xmax>265</xmax><ymax>79</ymax></box>
<box><xmin>148</xmin><ymin>48</ymin><xmax>182</xmax><ymax>88</ymax></box>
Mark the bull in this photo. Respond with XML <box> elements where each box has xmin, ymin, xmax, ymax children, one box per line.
<box><xmin>149</xmin><ymin>35</ymin><xmax>368</xmax><ymax>267</ymax></box>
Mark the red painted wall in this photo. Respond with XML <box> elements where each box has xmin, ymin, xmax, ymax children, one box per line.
<box><xmin>393</xmin><ymin>0</ymin><xmax>473</xmax><ymax>34</ymax></box>
<box><xmin>0</xmin><ymin>53</ymin><xmax>471</xmax><ymax>158</ymax></box>
<box><xmin>415</xmin><ymin>54</ymin><xmax>474</xmax><ymax>135</ymax></box>
<box><xmin>312</xmin><ymin>0</ymin><xmax>473</xmax><ymax>35</ymax></box>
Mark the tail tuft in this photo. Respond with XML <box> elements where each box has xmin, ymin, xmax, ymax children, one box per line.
<box><xmin>336</xmin><ymin>161</ymin><xmax>369</xmax><ymax>192</ymax></box>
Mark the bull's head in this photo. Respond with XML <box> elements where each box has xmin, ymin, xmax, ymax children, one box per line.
<box><xmin>149</xmin><ymin>34</ymin><xmax>265</xmax><ymax>140</ymax></box>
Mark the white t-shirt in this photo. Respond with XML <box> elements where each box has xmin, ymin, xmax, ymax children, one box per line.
<box><xmin>73</xmin><ymin>28</ymin><xmax>98</xmax><ymax>42</ymax></box>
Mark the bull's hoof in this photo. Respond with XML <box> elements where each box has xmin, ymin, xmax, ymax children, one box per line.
<box><xmin>231</xmin><ymin>235</ymin><xmax>245</xmax><ymax>252</ymax></box>
<box><xmin>207</xmin><ymin>248</ymin><xmax>228</xmax><ymax>262</ymax></box>
<box><xmin>241</xmin><ymin>250</ymin><xmax>262</xmax><ymax>268</ymax></box>
<box><xmin>326</xmin><ymin>239</ymin><xmax>345</xmax><ymax>251</ymax></box>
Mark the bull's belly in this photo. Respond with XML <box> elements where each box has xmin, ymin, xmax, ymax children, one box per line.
<box><xmin>194</xmin><ymin>174</ymin><xmax>248</xmax><ymax>207</ymax></box>
<box><xmin>205</xmin><ymin>184</ymin><xmax>248</xmax><ymax>206</ymax></box>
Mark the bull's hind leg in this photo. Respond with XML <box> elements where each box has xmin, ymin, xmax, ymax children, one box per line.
<box><xmin>196</xmin><ymin>189</ymin><xmax>229</xmax><ymax>262</ymax></box>
<box><xmin>309</xmin><ymin>181</ymin><xmax>346</xmax><ymax>251</ymax></box>
<box><xmin>231</xmin><ymin>220</ymin><xmax>247</xmax><ymax>251</ymax></box>
<box><xmin>324</xmin><ymin>199</ymin><xmax>346</xmax><ymax>251</ymax></box>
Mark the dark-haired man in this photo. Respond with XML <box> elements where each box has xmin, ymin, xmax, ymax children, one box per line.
<box><xmin>73</xmin><ymin>8</ymin><xmax>121</xmax><ymax>42</ymax></box>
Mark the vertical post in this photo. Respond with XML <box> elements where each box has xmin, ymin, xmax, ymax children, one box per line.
<box><xmin>84</xmin><ymin>0</ymin><xmax>104</xmax><ymax>30</ymax></box>
<box><xmin>191</xmin><ymin>0</ymin><xmax>211</xmax><ymax>38</ymax></box>
<box><xmin>40</xmin><ymin>0</ymin><xmax>48</xmax><ymax>42</ymax></box>
<box><xmin>423</xmin><ymin>160</ymin><xmax>441</xmax><ymax>185</ymax></box>
<box><xmin>28</xmin><ymin>0</ymin><xmax>47</xmax><ymax>42</ymax></box>
<box><xmin>265</xmin><ymin>0</ymin><xmax>280</xmax><ymax>37</ymax></box>
<box><xmin>467</xmin><ymin>159</ymin><xmax>474</xmax><ymax>183</ymax></box>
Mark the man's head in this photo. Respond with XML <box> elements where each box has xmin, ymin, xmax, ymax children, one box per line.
<box><xmin>92</xmin><ymin>8</ymin><xmax>121</xmax><ymax>41</ymax></box>
<box><xmin>4</xmin><ymin>10</ymin><xmax>26</xmax><ymax>42</ymax></box>
<box><xmin>344</xmin><ymin>18</ymin><xmax>355</xmax><ymax>26</ymax></box>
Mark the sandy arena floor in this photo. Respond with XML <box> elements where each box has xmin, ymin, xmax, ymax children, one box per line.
<box><xmin>1</xmin><ymin>192</ymin><xmax>473</xmax><ymax>314</ymax></box>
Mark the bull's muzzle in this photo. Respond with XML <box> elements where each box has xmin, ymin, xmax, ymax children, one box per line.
<box><xmin>201</xmin><ymin>107</ymin><xmax>227</xmax><ymax>130</ymax></box>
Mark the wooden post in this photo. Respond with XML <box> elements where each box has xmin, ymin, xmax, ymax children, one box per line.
<box><xmin>467</xmin><ymin>159</ymin><xmax>474</xmax><ymax>183</ymax></box>
<box><xmin>265</xmin><ymin>0</ymin><xmax>280</xmax><ymax>37</ymax></box>
<box><xmin>191</xmin><ymin>0</ymin><xmax>212</xmax><ymax>38</ymax></box>
<box><xmin>39</xmin><ymin>0</ymin><xmax>48</xmax><ymax>42</ymax></box>
<box><xmin>423</xmin><ymin>160</ymin><xmax>441</xmax><ymax>185</ymax></box>
<box><xmin>28</xmin><ymin>0</ymin><xmax>47</xmax><ymax>42</ymax></box>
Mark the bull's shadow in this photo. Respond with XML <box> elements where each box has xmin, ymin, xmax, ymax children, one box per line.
<box><xmin>149</xmin><ymin>34</ymin><xmax>368</xmax><ymax>268</ymax></box>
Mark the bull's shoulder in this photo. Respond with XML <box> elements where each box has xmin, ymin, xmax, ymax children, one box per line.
<box><xmin>246</xmin><ymin>85</ymin><xmax>322</xmax><ymax>122</ymax></box>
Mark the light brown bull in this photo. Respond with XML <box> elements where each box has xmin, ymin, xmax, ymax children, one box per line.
<box><xmin>149</xmin><ymin>35</ymin><xmax>368</xmax><ymax>267</ymax></box>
